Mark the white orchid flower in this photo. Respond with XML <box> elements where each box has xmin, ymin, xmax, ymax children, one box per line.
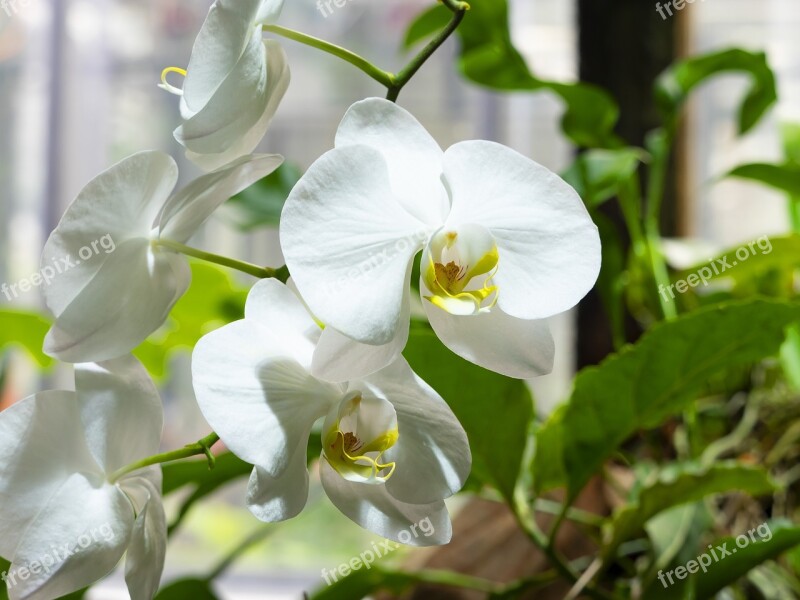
<box><xmin>43</xmin><ymin>150</ymin><xmax>282</xmax><ymax>363</ymax></box>
<box><xmin>280</xmin><ymin>98</ymin><xmax>601</xmax><ymax>380</ymax></box>
<box><xmin>0</xmin><ymin>356</ymin><xmax>165</xmax><ymax>600</ymax></box>
<box><xmin>192</xmin><ymin>279</ymin><xmax>471</xmax><ymax>546</ymax></box>
<box><xmin>160</xmin><ymin>0</ymin><xmax>290</xmax><ymax>171</ymax></box>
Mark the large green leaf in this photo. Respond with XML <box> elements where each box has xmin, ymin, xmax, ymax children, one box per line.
<box><xmin>605</xmin><ymin>462</ymin><xmax>776</xmax><ymax>557</ymax></box>
<box><xmin>655</xmin><ymin>48</ymin><xmax>777</xmax><ymax>134</ymax></box>
<box><xmin>534</xmin><ymin>299</ymin><xmax>800</xmax><ymax>497</ymax></box>
<box><xmin>405</xmin><ymin>1</ymin><xmax>620</xmax><ymax>148</ymax></box>
<box><xmin>727</xmin><ymin>163</ymin><xmax>800</xmax><ymax>197</ymax></box>
<box><xmin>0</xmin><ymin>310</ymin><xmax>53</xmax><ymax>367</ymax></box>
<box><xmin>225</xmin><ymin>162</ymin><xmax>302</xmax><ymax>231</ymax></box>
<box><xmin>695</xmin><ymin>520</ymin><xmax>800</xmax><ymax>599</ymax></box>
<box><xmin>403</xmin><ymin>329</ymin><xmax>532</xmax><ymax>502</ymax></box>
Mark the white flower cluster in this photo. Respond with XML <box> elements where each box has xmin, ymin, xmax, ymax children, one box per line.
<box><xmin>0</xmin><ymin>1</ymin><xmax>601</xmax><ymax>598</ymax></box>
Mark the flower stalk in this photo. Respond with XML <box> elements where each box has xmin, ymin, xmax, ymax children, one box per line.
<box><xmin>109</xmin><ymin>432</ymin><xmax>220</xmax><ymax>484</ymax></box>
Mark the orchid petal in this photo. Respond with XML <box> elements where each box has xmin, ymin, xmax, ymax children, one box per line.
<box><xmin>44</xmin><ymin>238</ymin><xmax>191</xmax><ymax>363</ymax></box>
<box><xmin>443</xmin><ymin>140</ymin><xmax>601</xmax><ymax>320</ymax></box>
<box><xmin>319</xmin><ymin>459</ymin><xmax>452</xmax><ymax>546</ymax></box>
<box><xmin>124</xmin><ymin>477</ymin><xmax>167</xmax><ymax>600</ymax></box>
<box><xmin>281</xmin><ymin>145</ymin><xmax>427</xmax><ymax>344</ymax></box>
<box><xmin>335</xmin><ymin>98</ymin><xmax>449</xmax><ymax>226</ymax></box>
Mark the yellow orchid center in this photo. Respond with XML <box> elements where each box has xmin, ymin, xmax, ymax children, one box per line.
<box><xmin>423</xmin><ymin>224</ymin><xmax>499</xmax><ymax>316</ymax></box>
<box><xmin>323</xmin><ymin>392</ymin><xmax>398</xmax><ymax>485</ymax></box>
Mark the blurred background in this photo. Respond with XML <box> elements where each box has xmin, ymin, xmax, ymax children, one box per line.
<box><xmin>1</xmin><ymin>0</ymin><xmax>799</xmax><ymax>597</ymax></box>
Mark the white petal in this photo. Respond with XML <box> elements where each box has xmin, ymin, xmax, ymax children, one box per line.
<box><xmin>319</xmin><ymin>459</ymin><xmax>452</xmax><ymax>546</ymax></box>
<box><xmin>311</xmin><ymin>261</ymin><xmax>414</xmax><ymax>382</ymax></box>
<box><xmin>159</xmin><ymin>154</ymin><xmax>283</xmax><ymax>243</ymax></box>
<box><xmin>423</xmin><ymin>297</ymin><xmax>555</xmax><ymax>379</ymax></box>
<box><xmin>124</xmin><ymin>478</ymin><xmax>167</xmax><ymax>600</ymax></box>
<box><xmin>312</xmin><ymin>319</ymin><xmax>409</xmax><ymax>383</ymax></box>
<box><xmin>192</xmin><ymin>287</ymin><xmax>341</xmax><ymax>473</ymax></box>
<box><xmin>0</xmin><ymin>392</ymin><xmax>99</xmax><ymax>560</ymax></box>
<box><xmin>177</xmin><ymin>37</ymin><xmax>289</xmax><ymax>172</ymax></box>
<box><xmin>75</xmin><ymin>357</ymin><xmax>163</xmax><ymax>475</ymax></box>
<box><xmin>281</xmin><ymin>145</ymin><xmax>428</xmax><ymax>344</ymax></box>
<box><xmin>360</xmin><ymin>359</ymin><xmax>471</xmax><ymax>504</ymax></box>
<box><xmin>246</xmin><ymin>435</ymin><xmax>310</xmax><ymax>523</ymax></box>
<box><xmin>42</xmin><ymin>151</ymin><xmax>177</xmax><ymax>317</ymax></box>
<box><xmin>245</xmin><ymin>279</ymin><xmax>323</xmax><ymax>362</ymax></box>
<box><xmin>8</xmin><ymin>473</ymin><xmax>133</xmax><ymax>600</ymax></box>
<box><xmin>181</xmin><ymin>0</ymin><xmax>265</xmax><ymax>115</ymax></box>
<box><xmin>335</xmin><ymin>98</ymin><xmax>449</xmax><ymax>226</ymax></box>
<box><xmin>185</xmin><ymin>40</ymin><xmax>290</xmax><ymax>172</ymax></box>
<box><xmin>442</xmin><ymin>141</ymin><xmax>601</xmax><ymax>320</ymax></box>
<box><xmin>255</xmin><ymin>0</ymin><xmax>284</xmax><ymax>23</ymax></box>
<box><xmin>44</xmin><ymin>238</ymin><xmax>191</xmax><ymax>363</ymax></box>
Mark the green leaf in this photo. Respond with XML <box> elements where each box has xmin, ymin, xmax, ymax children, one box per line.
<box><xmin>403</xmin><ymin>329</ymin><xmax>532</xmax><ymax>502</ymax></box>
<box><xmin>655</xmin><ymin>48</ymin><xmax>777</xmax><ymax>134</ymax></box>
<box><xmin>781</xmin><ymin>122</ymin><xmax>800</xmax><ymax>166</ymax></box>
<box><xmin>135</xmin><ymin>263</ymin><xmax>248</xmax><ymax>378</ymax></box>
<box><xmin>155</xmin><ymin>578</ymin><xmax>219</xmax><ymax>600</ymax></box>
<box><xmin>534</xmin><ymin>299</ymin><xmax>800</xmax><ymax>497</ymax></box>
<box><xmin>727</xmin><ymin>163</ymin><xmax>800</xmax><ymax>197</ymax></box>
<box><xmin>402</xmin><ymin>5</ymin><xmax>451</xmax><ymax>49</ymax></box>
<box><xmin>406</xmin><ymin>1</ymin><xmax>620</xmax><ymax>148</ymax></box>
<box><xmin>695</xmin><ymin>520</ymin><xmax>800</xmax><ymax>599</ymax></box>
<box><xmin>0</xmin><ymin>557</ymin><xmax>8</xmax><ymax>600</ymax></box>
<box><xmin>0</xmin><ymin>310</ymin><xmax>54</xmax><ymax>367</ymax></box>
<box><xmin>605</xmin><ymin>462</ymin><xmax>776</xmax><ymax>556</ymax></box>
<box><xmin>226</xmin><ymin>163</ymin><xmax>302</xmax><ymax>231</ymax></box>
<box><xmin>562</xmin><ymin>148</ymin><xmax>646</xmax><ymax>207</ymax></box>
<box><xmin>780</xmin><ymin>324</ymin><xmax>800</xmax><ymax>390</ymax></box>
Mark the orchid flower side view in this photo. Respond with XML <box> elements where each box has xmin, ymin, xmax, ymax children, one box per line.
<box><xmin>159</xmin><ymin>0</ymin><xmax>290</xmax><ymax>171</ymax></box>
<box><xmin>281</xmin><ymin>98</ymin><xmax>602</xmax><ymax>380</ymax></box>
<box><xmin>191</xmin><ymin>279</ymin><xmax>471</xmax><ymax>545</ymax></box>
<box><xmin>42</xmin><ymin>151</ymin><xmax>282</xmax><ymax>363</ymax></box>
<box><xmin>0</xmin><ymin>357</ymin><xmax>166</xmax><ymax>600</ymax></box>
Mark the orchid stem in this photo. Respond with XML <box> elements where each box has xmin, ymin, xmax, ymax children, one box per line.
<box><xmin>264</xmin><ymin>24</ymin><xmax>395</xmax><ymax>88</ymax></box>
<box><xmin>108</xmin><ymin>432</ymin><xmax>220</xmax><ymax>483</ymax></box>
<box><xmin>386</xmin><ymin>0</ymin><xmax>470</xmax><ymax>102</ymax></box>
<box><xmin>155</xmin><ymin>239</ymin><xmax>289</xmax><ymax>282</ymax></box>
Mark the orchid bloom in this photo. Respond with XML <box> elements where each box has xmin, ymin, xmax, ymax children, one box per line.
<box><xmin>160</xmin><ymin>0</ymin><xmax>290</xmax><ymax>171</ymax></box>
<box><xmin>192</xmin><ymin>279</ymin><xmax>471</xmax><ymax>546</ymax></box>
<box><xmin>281</xmin><ymin>98</ymin><xmax>601</xmax><ymax>380</ymax></box>
<box><xmin>0</xmin><ymin>357</ymin><xmax>165</xmax><ymax>600</ymax></box>
<box><xmin>43</xmin><ymin>150</ymin><xmax>282</xmax><ymax>363</ymax></box>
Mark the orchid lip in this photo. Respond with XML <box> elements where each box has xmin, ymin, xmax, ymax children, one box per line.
<box><xmin>423</xmin><ymin>224</ymin><xmax>500</xmax><ymax>316</ymax></box>
<box><xmin>322</xmin><ymin>391</ymin><xmax>399</xmax><ymax>485</ymax></box>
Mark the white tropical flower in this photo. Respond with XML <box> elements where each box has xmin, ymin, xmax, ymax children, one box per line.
<box><xmin>0</xmin><ymin>356</ymin><xmax>165</xmax><ymax>600</ymax></box>
<box><xmin>160</xmin><ymin>0</ymin><xmax>290</xmax><ymax>171</ymax></box>
<box><xmin>280</xmin><ymin>98</ymin><xmax>601</xmax><ymax>380</ymax></box>
<box><xmin>43</xmin><ymin>150</ymin><xmax>282</xmax><ymax>363</ymax></box>
<box><xmin>192</xmin><ymin>279</ymin><xmax>471</xmax><ymax>546</ymax></box>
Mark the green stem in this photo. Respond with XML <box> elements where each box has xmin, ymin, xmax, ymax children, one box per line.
<box><xmin>264</xmin><ymin>25</ymin><xmax>395</xmax><ymax>88</ymax></box>
<box><xmin>511</xmin><ymin>491</ymin><xmax>617</xmax><ymax>600</ymax></box>
<box><xmin>206</xmin><ymin>526</ymin><xmax>274</xmax><ymax>582</ymax></box>
<box><xmin>109</xmin><ymin>432</ymin><xmax>220</xmax><ymax>483</ymax></box>
<box><xmin>386</xmin><ymin>0</ymin><xmax>470</xmax><ymax>102</ymax></box>
<box><xmin>789</xmin><ymin>195</ymin><xmax>800</xmax><ymax>233</ymax></box>
<box><xmin>155</xmin><ymin>239</ymin><xmax>288</xmax><ymax>282</ymax></box>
